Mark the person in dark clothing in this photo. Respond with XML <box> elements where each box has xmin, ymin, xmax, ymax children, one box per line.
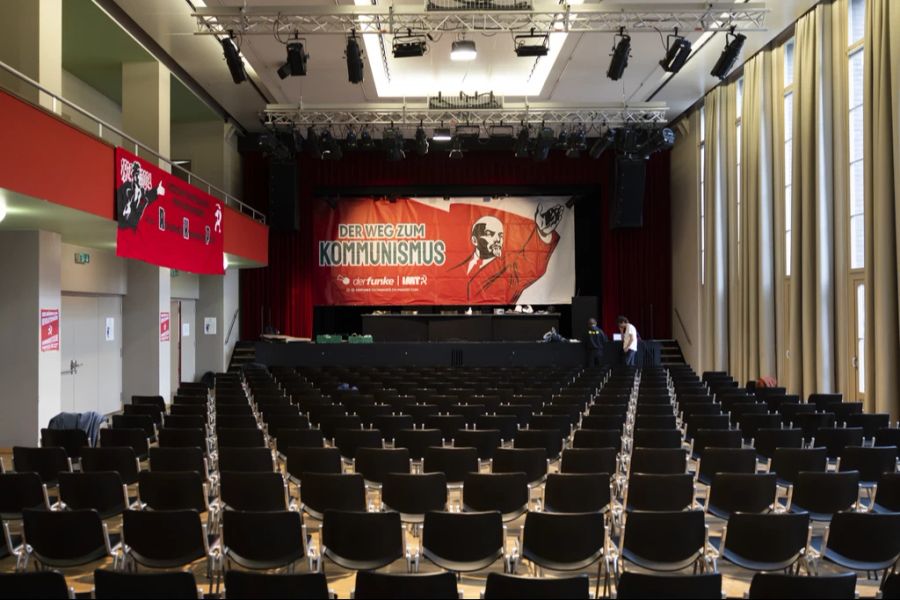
<box><xmin>586</xmin><ymin>318</ymin><xmax>608</xmax><ymax>367</ymax></box>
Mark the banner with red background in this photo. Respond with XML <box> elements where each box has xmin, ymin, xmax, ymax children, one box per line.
<box><xmin>313</xmin><ymin>196</ymin><xmax>575</xmax><ymax>306</ymax></box>
<box><xmin>115</xmin><ymin>147</ymin><xmax>224</xmax><ymax>274</ymax></box>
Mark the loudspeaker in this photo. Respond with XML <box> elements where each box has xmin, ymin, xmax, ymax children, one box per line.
<box><xmin>268</xmin><ymin>161</ymin><xmax>299</xmax><ymax>232</ymax></box>
<box><xmin>610</xmin><ymin>157</ymin><xmax>646</xmax><ymax>228</ymax></box>
<box><xmin>571</xmin><ymin>296</ymin><xmax>599</xmax><ymax>342</ymax></box>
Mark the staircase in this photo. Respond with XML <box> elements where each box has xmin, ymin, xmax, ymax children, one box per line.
<box><xmin>228</xmin><ymin>341</ymin><xmax>256</xmax><ymax>373</ymax></box>
<box><xmin>657</xmin><ymin>339</ymin><xmax>686</xmax><ymax>367</ymax></box>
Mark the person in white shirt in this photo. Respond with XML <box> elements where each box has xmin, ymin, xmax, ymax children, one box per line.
<box><xmin>617</xmin><ymin>316</ymin><xmax>639</xmax><ymax>366</ymax></box>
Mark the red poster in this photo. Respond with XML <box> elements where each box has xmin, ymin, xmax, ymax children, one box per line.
<box><xmin>313</xmin><ymin>197</ymin><xmax>576</xmax><ymax>306</ymax></box>
<box><xmin>160</xmin><ymin>312</ymin><xmax>170</xmax><ymax>342</ymax></box>
<box><xmin>115</xmin><ymin>147</ymin><xmax>224</xmax><ymax>274</ymax></box>
<box><xmin>40</xmin><ymin>308</ymin><xmax>59</xmax><ymax>352</ymax></box>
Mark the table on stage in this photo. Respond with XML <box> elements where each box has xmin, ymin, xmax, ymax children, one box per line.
<box><xmin>361</xmin><ymin>312</ymin><xmax>561</xmax><ymax>342</ymax></box>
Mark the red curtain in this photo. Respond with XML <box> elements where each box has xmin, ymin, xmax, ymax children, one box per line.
<box><xmin>240</xmin><ymin>149</ymin><xmax>672</xmax><ymax>340</ymax></box>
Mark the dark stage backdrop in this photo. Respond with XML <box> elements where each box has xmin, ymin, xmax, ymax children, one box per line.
<box><xmin>240</xmin><ymin>148</ymin><xmax>672</xmax><ymax>340</ymax></box>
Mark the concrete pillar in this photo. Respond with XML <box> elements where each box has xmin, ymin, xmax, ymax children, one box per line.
<box><xmin>122</xmin><ymin>62</ymin><xmax>170</xmax><ymax>166</ymax></box>
<box><xmin>196</xmin><ymin>269</ymin><xmax>240</xmax><ymax>376</ymax></box>
<box><xmin>0</xmin><ymin>231</ymin><xmax>61</xmax><ymax>446</ymax></box>
<box><xmin>0</xmin><ymin>0</ymin><xmax>63</xmax><ymax>112</ymax></box>
<box><xmin>122</xmin><ymin>261</ymin><xmax>171</xmax><ymax>404</ymax></box>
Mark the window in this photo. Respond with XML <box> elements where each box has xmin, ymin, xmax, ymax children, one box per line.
<box><xmin>736</xmin><ymin>78</ymin><xmax>743</xmax><ymax>273</ymax></box>
<box><xmin>849</xmin><ymin>0</ymin><xmax>865</xmax><ymax>269</ymax></box>
<box><xmin>856</xmin><ymin>283</ymin><xmax>866</xmax><ymax>394</ymax></box>
<box><xmin>784</xmin><ymin>39</ymin><xmax>794</xmax><ymax>277</ymax></box>
<box><xmin>700</xmin><ymin>107</ymin><xmax>706</xmax><ymax>286</ymax></box>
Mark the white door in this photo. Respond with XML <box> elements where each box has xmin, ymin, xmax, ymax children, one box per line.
<box><xmin>170</xmin><ymin>300</ymin><xmax>182</xmax><ymax>399</ymax></box>
<box><xmin>60</xmin><ymin>295</ymin><xmax>123</xmax><ymax>415</ymax></box>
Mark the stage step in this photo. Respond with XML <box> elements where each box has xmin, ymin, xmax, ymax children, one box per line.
<box><xmin>654</xmin><ymin>338</ymin><xmax>686</xmax><ymax>367</ymax></box>
<box><xmin>228</xmin><ymin>341</ymin><xmax>257</xmax><ymax>373</ymax></box>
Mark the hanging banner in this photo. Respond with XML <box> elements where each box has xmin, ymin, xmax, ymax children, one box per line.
<box><xmin>160</xmin><ymin>312</ymin><xmax>170</xmax><ymax>342</ymax></box>
<box><xmin>40</xmin><ymin>308</ymin><xmax>59</xmax><ymax>352</ymax></box>
<box><xmin>115</xmin><ymin>147</ymin><xmax>224</xmax><ymax>274</ymax></box>
<box><xmin>313</xmin><ymin>196</ymin><xmax>576</xmax><ymax>306</ymax></box>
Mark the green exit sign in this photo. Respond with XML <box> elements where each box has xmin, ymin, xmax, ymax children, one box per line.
<box><xmin>74</xmin><ymin>252</ymin><xmax>90</xmax><ymax>265</ymax></box>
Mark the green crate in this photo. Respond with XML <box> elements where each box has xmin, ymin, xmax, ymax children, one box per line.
<box><xmin>315</xmin><ymin>334</ymin><xmax>344</xmax><ymax>344</ymax></box>
<box><xmin>348</xmin><ymin>334</ymin><xmax>374</xmax><ymax>344</ymax></box>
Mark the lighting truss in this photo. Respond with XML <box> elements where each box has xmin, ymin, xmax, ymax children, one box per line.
<box><xmin>262</xmin><ymin>102</ymin><xmax>669</xmax><ymax>134</ymax></box>
<box><xmin>193</xmin><ymin>2</ymin><xmax>768</xmax><ymax>36</ymax></box>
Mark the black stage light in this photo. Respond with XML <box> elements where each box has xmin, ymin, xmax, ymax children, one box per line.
<box><xmin>607</xmin><ymin>30</ymin><xmax>631</xmax><ymax>81</ymax></box>
<box><xmin>455</xmin><ymin>124</ymin><xmax>481</xmax><ymax>139</ymax></box>
<box><xmin>660</xmin><ymin>32</ymin><xmax>692</xmax><ymax>73</ymax></box>
<box><xmin>346</xmin><ymin>33</ymin><xmax>364</xmax><ymax>84</ymax></box>
<box><xmin>635</xmin><ymin>127</ymin><xmax>676</xmax><ymax>158</ymax></box>
<box><xmin>589</xmin><ymin>129</ymin><xmax>616</xmax><ymax>159</ymax></box>
<box><xmin>345</xmin><ymin>128</ymin><xmax>358</xmax><ymax>149</ymax></box>
<box><xmin>489</xmin><ymin>124</ymin><xmax>515</xmax><ymax>138</ymax></box>
<box><xmin>278</xmin><ymin>40</ymin><xmax>309</xmax><ymax>79</ymax></box>
<box><xmin>359</xmin><ymin>128</ymin><xmax>375</xmax><ymax>149</ymax></box>
<box><xmin>221</xmin><ymin>34</ymin><xmax>246</xmax><ymax>84</ymax></box>
<box><xmin>566</xmin><ymin>128</ymin><xmax>587</xmax><ymax>158</ymax></box>
<box><xmin>711</xmin><ymin>29</ymin><xmax>746</xmax><ymax>80</ymax></box>
<box><xmin>305</xmin><ymin>127</ymin><xmax>323</xmax><ymax>159</ymax></box>
<box><xmin>448</xmin><ymin>137</ymin><xmax>464</xmax><ymax>159</ymax></box>
<box><xmin>433</xmin><ymin>127</ymin><xmax>453</xmax><ymax>142</ymax></box>
<box><xmin>514</xmin><ymin>29</ymin><xmax>550</xmax><ymax>57</ymax></box>
<box><xmin>415</xmin><ymin>126</ymin><xmax>430</xmax><ymax>156</ymax></box>
<box><xmin>514</xmin><ymin>127</ymin><xmax>531</xmax><ymax>158</ymax></box>
<box><xmin>532</xmin><ymin>127</ymin><xmax>555</xmax><ymax>162</ymax></box>
<box><xmin>393</xmin><ymin>30</ymin><xmax>428</xmax><ymax>58</ymax></box>
<box><xmin>321</xmin><ymin>130</ymin><xmax>343</xmax><ymax>160</ymax></box>
<box><xmin>383</xmin><ymin>129</ymin><xmax>406</xmax><ymax>161</ymax></box>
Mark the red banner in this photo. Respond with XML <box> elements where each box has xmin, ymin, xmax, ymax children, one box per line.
<box><xmin>313</xmin><ymin>197</ymin><xmax>575</xmax><ymax>306</ymax></box>
<box><xmin>115</xmin><ymin>148</ymin><xmax>224</xmax><ymax>274</ymax></box>
<box><xmin>40</xmin><ymin>308</ymin><xmax>59</xmax><ymax>352</ymax></box>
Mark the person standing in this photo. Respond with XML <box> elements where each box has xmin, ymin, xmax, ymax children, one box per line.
<box><xmin>586</xmin><ymin>318</ymin><xmax>607</xmax><ymax>367</ymax></box>
<box><xmin>618</xmin><ymin>316</ymin><xmax>639</xmax><ymax>366</ymax></box>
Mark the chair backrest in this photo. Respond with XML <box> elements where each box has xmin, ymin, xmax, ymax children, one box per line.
<box><xmin>58</xmin><ymin>471</ymin><xmax>127</xmax><ymax>519</ymax></box>
<box><xmin>162</xmin><ymin>415</ymin><xmax>207</xmax><ymax>430</ymax></box>
<box><xmin>559</xmin><ymin>448</ymin><xmax>618</xmax><ymax>475</ymax></box>
<box><xmin>452</xmin><ymin>429</ymin><xmax>501</xmax><ymax>460</ymax></box>
<box><xmin>80</xmin><ymin>447</ymin><xmax>139</xmax><ymax>485</ymax></box>
<box><xmin>521</xmin><ymin>511</ymin><xmax>605</xmax><ymax>570</ymax></box>
<box><xmin>319</xmin><ymin>415</ymin><xmax>364</xmax><ymax>439</ymax></box>
<box><xmin>616</xmin><ymin>573</ymin><xmax>722</xmax><ymax>600</ymax></box>
<box><xmin>0</xmin><ymin>472</ymin><xmax>48</xmax><ymax>519</ymax></box>
<box><xmin>692</xmin><ymin>429</ymin><xmax>742</xmax><ymax>458</ymax></box>
<box><xmin>353</xmin><ymin>571</ymin><xmax>458</xmax><ymax>600</ymax></box>
<box><xmin>222</xmin><ymin>510</ymin><xmax>305</xmax><ymax>570</ymax></box>
<box><xmin>707</xmin><ymin>473</ymin><xmax>777</xmax><ymax>518</ymax></box>
<box><xmin>22</xmin><ymin>508</ymin><xmax>108</xmax><ymax>566</ymax></box>
<box><xmin>138</xmin><ymin>471</ymin><xmax>206</xmax><ymax>511</ymax></box>
<box><xmin>696</xmin><ymin>448</ymin><xmax>757</xmax><ymax>485</ymax></box>
<box><xmin>621</xmin><ymin>510</ymin><xmax>706</xmax><ymax>568</ymax></box>
<box><xmin>544</xmin><ymin>473</ymin><xmax>610</xmax><ymax>513</ymax></box>
<box><xmin>875</xmin><ymin>472</ymin><xmax>900</xmax><ymax>512</ymax></box>
<box><xmin>845</xmin><ymin>413</ymin><xmax>891</xmax><ymax>438</ymax></box>
<box><xmin>333</xmin><ymin>428</ymin><xmax>384</xmax><ymax>460</ymax></box>
<box><xmin>462</xmin><ymin>472</ymin><xmax>528</xmax><ymax>520</ymax></box>
<box><xmin>148</xmin><ymin>447</ymin><xmax>206</xmax><ymax>478</ymax></box>
<box><xmin>219</xmin><ymin>471</ymin><xmax>288</xmax><ymax>511</ymax></box>
<box><xmin>285</xmin><ymin>447</ymin><xmax>342</xmax><ymax>482</ymax></box>
<box><xmin>99</xmin><ymin>429</ymin><xmax>149</xmax><ymax>459</ymax></box>
<box><xmin>217</xmin><ymin>447</ymin><xmax>275</xmax><ymax>472</ymax></box>
<box><xmin>40</xmin><ymin>429</ymin><xmax>89</xmax><ymax>459</ymax></box>
<box><xmin>747</xmin><ymin>573</ymin><xmax>856</xmax><ymax>600</ymax></box>
<box><xmin>814</xmin><ymin>427</ymin><xmax>865</xmax><ymax>459</ymax></box>
<box><xmin>837</xmin><ymin>446</ymin><xmax>898</xmax><ymax>484</ymax></box>
<box><xmin>722</xmin><ymin>512</ymin><xmax>809</xmax><ymax>569</ymax></box>
<box><xmin>157</xmin><ymin>427</ymin><xmax>206</xmax><ymax>449</ymax></box>
<box><xmin>630</xmin><ymin>448</ymin><xmax>688</xmax><ymax>475</ymax></box>
<box><xmin>753</xmin><ymin>428</ymin><xmax>804</xmax><ymax>459</ymax></box>
<box><xmin>93</xmin><ymin>569</ymin><xmax>199</xmax><ymax>600</ymax></box>
<box><xmin>0</xmin><ymin>571</ymin><xmax>71</xmax><ymax>599</ymax></box>
<box><xmin>222</xmin><ymin>572</ymin><xmax>330</xmax><ymax>600</ymax></box>
<box><xmin>122</xmin><ymin>509</ymin><xmax>205</xmax><ymax>568</ymax></box>
<box><xmin>322</xmin><ymin>510</ymin><xmax>404</xmax><ymax>571</ymax></box>
<box><xmin>632</xmin><ymin>428</ymin><xmax>683</xmax><ymax>449</ymax></box>
<box><xmin>514</xmin><ymin>429</ymin><xmax>563</xmax><ymax>461</ymax></box>
<box><xmin>276</xmin><ymin>428</ymin><xmax>325</xmax><ymax>453</ymax></box>
<box><xmin>423</xmin><ymin>447</ymin><xmax>479</xmax><ymax>485</ymax></box>
<box><xmin>625</xmin><ymin>473</ymin><xmax>694</xmax><ymax>512</ymax></box>
<box><xmin>354</xmin><ymin>447</ymin><xmax>411</xmax><ymax>484</ymax></box>
<box><xmin>825</xmin><ymin>512</ymin><xmax>900</xmax><ymax>568</ymax></box>
<box><xmin>394</xmin><ymin>429</ymin><xmax>443</xmax><ymax>461</ymax></box>
<box><xmin>216</xmin><ymin>428</ymin><xmax>266</xmax><ymax>449</ymax></box>
<box><xmin>876</xmin><ymin>428</ymin><xmax>900</xmax><ymax>448</ymax></box>
<box><xmin>123</xmin><ymin>404</ymin><xmax>163</xmax><ymax>425</ymax></box>
<box><xmin>111</xmin><ymin>415</ymin><xmax>155</xmax><ymax>438</ymax></box>
<box><xmin>483</xmin><ymin>573</ymin><xmax>589</xmax><ymax>599</ymax></box>
<box><xmin>572</xmin><ymin>429</ymin><xmax>622</xmax><ymax>452</ymax></box>
<box><xmin>491</xmin><ymin>448</ymin><xmax>548</xmax><ymax>485</ymax></box>
<box><xmin>265</xmin><ymin>416</ymin><xmax>312</xmax><ymax>440</ymax></box>
<box><xmin>300</xmin><ymin>473</ymin><xmax>366</xmax><ymax>518</ymax></box>
<box><xmin>12</xmin><ymin>446</ymin><xmax>71</xmax><ymax>485</ymax></box>
<box><xmin>790</xmin><ymin>471</ymin><xmax>860</xmax><ymax>518</ymax></box>
<box><xmin>770</xmin><ymin>447</ymin><xmax>828</xmax><ymax>485</ymax></box>
<box><xmin>422</xmin><ymin>510</ymin><xmax>504</xmax><ymax>572</ymax></box>
<box><xmin>381</xmin><ymin>473</ymin><xmax>447</xmax><ymax>520</ymax></box>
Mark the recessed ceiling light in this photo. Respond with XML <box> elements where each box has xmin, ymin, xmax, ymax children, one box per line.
<box><xmin>451</xmin><ymin>39</ymin><xmax>477</xmax><ymax>62</ymax></box>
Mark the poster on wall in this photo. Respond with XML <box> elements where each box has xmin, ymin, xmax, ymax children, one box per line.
<box><xmin>313</xmin><ymin>196</ymin><xmax>576</xmax><ymax>306</ymax></box>
<box><xmin>114</xmin><ymin>147</ymin><xmax>225</xmax><ymax>274</ymax></box>
<box><xmin>40</xmin><ymin>308</ymin><xmax>59</xmax><ymax>352</ymax></box>
<box><xmin>160</xmin><ymin>312</ymin><xmax>170</xmax><ymax>342</ymax></box>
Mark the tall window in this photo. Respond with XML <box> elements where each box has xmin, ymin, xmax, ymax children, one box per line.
<box><xmin>700</xmin><ymin>107</ymin><xmax>706</xmax><ymax>285</ymax></box>
<box><xmin>735</xmin><ymin>78</ymin><xmax>743</xmax><ymax>274</ymax></box>
<box><xmin>848</xmin><ymin>0</ymin><xmax>865</xmax><ymax>395</ymax></box>
<box><xmin>784</xmin><ymin>39</ymin><xmax>794</xmax><ymax>277</ymax></box>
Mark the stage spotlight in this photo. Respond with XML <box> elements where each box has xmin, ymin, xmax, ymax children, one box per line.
<box><xmin>589</xmin><ymin>129</ymin><xmax>616</xmax><ymax>159</ymax></box>
<box><xmin>432</xmin><ymin>127</ymin><xmax>453</xmax><ymax>142</ymax></box>
<box><xmin>346</xmin><ymin>33</ymin><xmax>364</xmax><ymax>84</ymax></box>
<box><xmin>383</xmin><ymin>128</ymin><xmax>406</xmax><ymax>161</ymax></box>
<box><xmin>305</xmin><ymin>127</ymin><xmax>323</xmax><ymax>159</ymax></box>
<box><xmin>711</xmin><ymin>28</ymin><xmax>746</xmax><ymax>80</ymax></box>
<box><xmin>321</xmin><ymin>130</ymin><xmax>343</xmax><ymax>160</ymax></box>
<box><xmin>278</xmin><ymin>39</ymin><xmax>309</xmax><ymax>79</ymax></box>
<box><xmin>221</xmin><ymin>33</ymin><xmax>246</xmax><ymax>84</ymax></box>
<box><xmin>359</xmin><ymin>127</ymin><xmax>375</xmax><ymax>149</ymax></box>
<box><xmin>514</xmin><ymin>29</ymin><xmax>550</xmax><ymax>57</ymax></box>
<box><xmin>532</xmin><ymin>127</ymin><xmax>555</xmax><ymax>162</ymax></box>
<box><xmin>455</xmin><ymin>124</ymin><xmax>481</xmax><ymax>139</ymax></box>
<box><xmin>635</xmin><ymin>127</ymin><xmax>676</xmax><ymax>158</ymax></box>
<box><xmin>660</xmin><ymin>31</ymin><xmax>692</xmax><ymax>73</ymax></box>
<box><xmin>607</xmin><ymin>29</ymin><xmax>631</xmax><ymax>81</ymax></box>
<box><xmin>451</xmin><ymin>39</ymin><xmax>477</xmax><ymax>61</ymax></box>
<box><xmin>393</xmin><ymin>30</ymin><xmax>428</xmax><ymax>58</ymax></box>
<box><xmin>448</xmin><ymin>137</ymin><xmax>464</xmax><ymax>159</ymax></box>
<box><xmin>566</xmin><ymin>128</ymin><xmax>587</xmax><ymax>158</ymax></box>
<box><xmin>345</xmin><ymin>128</ymin><xmax>358</xmax><ymax>149</ymax></box>
<box><xmin>514</xmin><ymin>127</ymin><xmax>531</xmax><ymax>159</ymax></box>
<box><xmin>415</xmin><ymin>126</ymin><xmax>430</xmax><ymax>156</ymax></box>
<box><xmin>489</xmin><ymin>124</ymin><xmax>515</xmax><ymax>138</ymax></box>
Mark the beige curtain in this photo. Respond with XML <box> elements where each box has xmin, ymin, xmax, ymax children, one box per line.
<box><xmin>863</xmin><ymin>0</ymin><xmax>900</xmax><ymax>418</ymax></box>
<box><xmin>769</xmin><ymin>45</ymin><xmax>788</xmax><ymax>384</ymax></box>
<box><xmin>789</xmin><ymin>4</ymin><xmax>837</xmax><ymax>398</ymax></box>
<box><xmin>702</xmin><ymin>87</ymin><xmax>730</xmax><ymax>372</ymax></box>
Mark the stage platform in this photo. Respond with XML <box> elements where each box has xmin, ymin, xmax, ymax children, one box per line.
<box><xmin>254</xmin><ymin>339</ymin><xmax>661</xmax><ymax>369</ymax></box>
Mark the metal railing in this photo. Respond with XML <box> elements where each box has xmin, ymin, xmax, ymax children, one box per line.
<box><xmin>0</xmin><ymin>60</ymin><xmax>265</xmax><ymax>224</ymax></box>
<box><xmin>674</xmin><ymin>307</ymin><xmax>693</xmax><ymax>347</ymax></box>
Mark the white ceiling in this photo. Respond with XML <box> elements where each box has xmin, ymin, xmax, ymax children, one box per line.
<box><xmin>110</xmin><ymin>0</ymin><xmax>821</xmax><ymax>130</ymax></box>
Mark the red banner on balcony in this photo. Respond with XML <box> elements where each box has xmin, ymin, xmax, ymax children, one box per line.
<box><xmin>115</xmin><ymin>147</ymin><xmax>224</xmax><ymax>274</ymax></box>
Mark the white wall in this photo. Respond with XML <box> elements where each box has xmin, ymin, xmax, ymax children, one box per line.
<box><xmin>61</xmin><ymin>243</ymin><xmax>127</xmax><ymax>295</ymax></box>
<box><xmin>122</xmin><ymin>261</ymin><xmax>171</xmax><ymax>403</ymax></box>
<box><xmin>223</xmin><ymin>268</ymin><xmax>240</xmax><ymax>367</ymax></box>
<box><xmin>60</xmin><ymin>70</ymin><xmax>124</xmax><ymax>141</ymax></box>
<box><xmin>171</xmin><ymin>270</ymin><xmax>199</xmax><ymax>300</ymax></box>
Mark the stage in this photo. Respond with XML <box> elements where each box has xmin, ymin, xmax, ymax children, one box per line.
<box><xmin>254</xmin><ymin>339</ymin><xmax>661</xmax><ymax>368</ymax></box>
<box><xmin>361</xmin><ymin>312</ymin><xmax>561</xmax><ymax>342</ymax></box>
